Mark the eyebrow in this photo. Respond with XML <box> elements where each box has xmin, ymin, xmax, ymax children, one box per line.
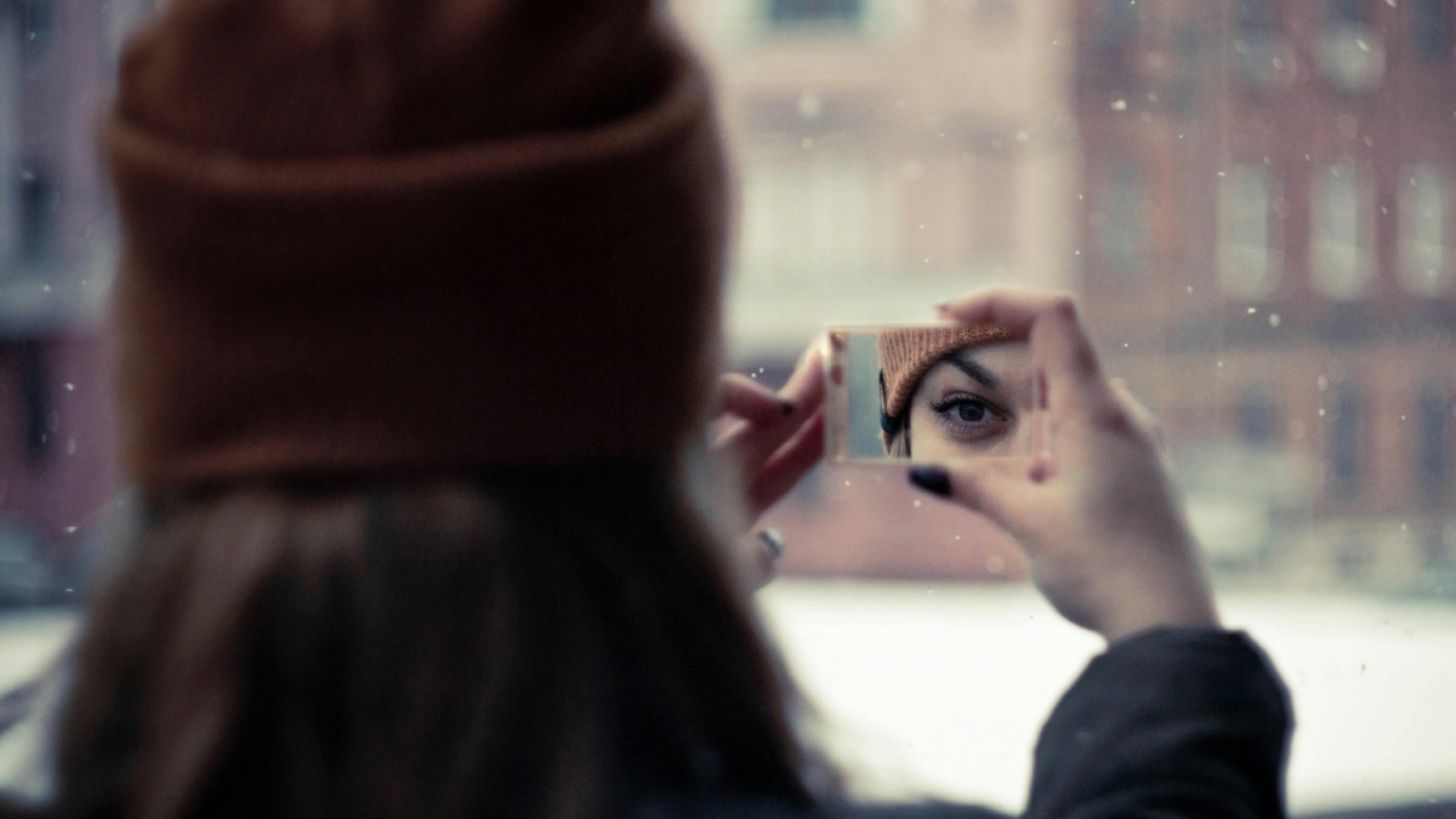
<box><xmin>939</xmin><ymin>352</ymin><xmax>1001</xmax><ymax>390</ymax></box>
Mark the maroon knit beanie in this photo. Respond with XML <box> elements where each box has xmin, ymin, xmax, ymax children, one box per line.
<box><xmin>106</xmin><ymin>0</ymin><xmax>729</xmax><ymax>486</ymax></box>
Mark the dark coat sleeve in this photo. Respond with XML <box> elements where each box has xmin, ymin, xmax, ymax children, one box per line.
<box><xmin>1023</xmin><ymin>627</ymin><xmax>1292</xmax><ymax>818</ymax></box>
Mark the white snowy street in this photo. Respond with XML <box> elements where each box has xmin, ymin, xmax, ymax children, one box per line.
<box><xmin>3</xmin><ymin>581</ymin><xmax>1455</xmax><ymax>815</ymax></box>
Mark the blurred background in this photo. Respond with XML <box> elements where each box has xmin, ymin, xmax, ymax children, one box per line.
<box><xmin>2</xmin><ymin>0</ymin><xmax>1455</xmax><ymax>815</ymax></box>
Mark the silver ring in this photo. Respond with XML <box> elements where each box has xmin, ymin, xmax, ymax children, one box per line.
<box><xmin>757</xmin><ymin>528</ymin><xmax>786</xmax><ymax>560</ymax></box>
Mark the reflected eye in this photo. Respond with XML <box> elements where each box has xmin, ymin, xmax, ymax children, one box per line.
<box><xmin>928</xmin><ymin>393</ymin><xmax>1011</xmax><ymax>443</ymax></box>
<box><xmin>951</xmin><ymin>400</ymin><xmax>991</xmax><ymax>423</ymax></box>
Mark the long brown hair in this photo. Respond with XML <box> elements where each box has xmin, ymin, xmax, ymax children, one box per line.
<box><xmin>43</xmin><ymin>459</ymin><xmax>825</xmax><ymax>819</ymax></box>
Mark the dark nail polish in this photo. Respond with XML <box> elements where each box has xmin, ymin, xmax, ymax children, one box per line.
<box><xmin>758</xmin><ymin>528</ymin><xmax>786</xmax><ymax>559</ymax></box>
<box><xmin>907</xmin><ymin>465</ymin><xmax>951</xmax><ymax>497</ymax></box>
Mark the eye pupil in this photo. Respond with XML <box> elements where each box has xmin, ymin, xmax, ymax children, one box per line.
<box><xmin>957</xmin><ymin>401</ymin><xmax>987</xmax><ymax>422</ymax></box>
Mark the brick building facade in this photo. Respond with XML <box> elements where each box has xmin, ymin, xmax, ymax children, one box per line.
<box><xmin>1074</xmin><ymin>0</ymin><xmax>1456</xmax><ymax>588</ymax></box>
<box><xmin>683</xmin><ymin>0</ymin><xmax>1456</xmax><ymax>589</ymax></box>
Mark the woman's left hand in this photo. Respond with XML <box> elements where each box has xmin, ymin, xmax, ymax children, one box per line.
<box><xmin>712</xmin><ymin>345</ymin><xmax>825</xmax><ymax>587</ymax></box>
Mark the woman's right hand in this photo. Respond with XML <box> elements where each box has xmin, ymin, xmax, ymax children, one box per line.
<box><xmin>913</xmin><ymin>288</ymin><xmax>1219</xmax><ymax>644</ymax></box>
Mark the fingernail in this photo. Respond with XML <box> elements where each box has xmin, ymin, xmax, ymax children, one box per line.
<box><xmin>758</xmin><ymin>528</ymin><xmax>786</xmax><ymax>559</ymax></box>
<box><xmin>907</xmin><ymin>465</ymin><xmax>951</xmax><ymax>497</ymax></box>
<box><xmin>780</xmin><ymin>400</ymin><xmax>795</xmax><ymax>416</ymax></box>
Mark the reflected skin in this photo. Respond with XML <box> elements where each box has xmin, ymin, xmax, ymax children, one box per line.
<box><xmin>904</xmin><ymin>341</ymin><xmax>1034</xmax><ymax>461</ymax></box>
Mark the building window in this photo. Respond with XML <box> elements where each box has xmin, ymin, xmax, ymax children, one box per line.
<box><xmin>1398</xmin><ymin>164</ymin><xmax>1449</xmax><ymax>296</ymax></box>
<box><xmin>1310</xmin><ymin>162</ymin><xmax>1374</xmax><ymax>300</ymax></box>
<box><xmin>1087</xmin><ymin>0</ymin><xmax>1140</xmax><ymax>84</ymax></box>
<box><xmin>1</xmin><ymin>5</ymin><xmax>19</xmax><ymax>262</ymax></box>
<box><xmin>1327</xmin><ymin>0</ymin><xmax>1365</xmax><ymax>23</ymax></box>
<box><xmin>1218</xmin><ymin>164</ymin><xmax>1281</xmax><ymax>300</ymax></box>
<box><xmin>1090</xmin><ymin>157</ymin><xmax>1148</xmax><ymax>283</ymax></box>
<box><xmin>1094</xmin><ymin>0</ymin><xmax>1140</xmax><ymax>44</ymax></box>
<box><xmin>1415</xmin><ymin>381</ymin><xmax>1450</xmax><ymax>489</ymax></box>
<box><xmin>1239</xmin><ymin>0</ymin><xmax>1280</xmax><ymax>32</ymax></box>
<box><xmin>1418</xmin><ymin>381</ymin><xmax>1450</xmax><ymax>496</ymax></box>
<box><xmin>1234</xmin><ymin>0</ymin><xmax>1296</xmax><ymax>93</ymax></box>
<box><xmin>19</xmin><ymin>0</ymin><xmax>51</xmax><ymax>61</ymax></box>
<box><xmin>18</xmin><ymin>163</ymin><xmax>55</xmax><ymax>263</ymax></box>
<box><xmin>766</xmin><ymin>0</ymin><xmax>863</xmax><ymax>29</ymax></box>
<box><xmin>741</xmin><ymin>149</ymin><xmax>874</xmax><ymax>282</ymax></box>
<box><xmin>1320</xmin><ymin>0</ymin><xmax>1384</xmax><ymax>93</ymax></box>
<box><xmin>1239</xmin><ymin>384</ymin><xmax>1279</xmax><ymax>445</ymax></box>
<box><xmin>1329</xmin><ymin>382</ymin><xmax>1361</xmax><ymax>497</ymax></box>
<box><xmin>15</xmin><ymin>339</ymin><xmax>51</xmax><ymax>462</ymax></box>
<box><xmin>1412</xmin><ymin>0</ymin><xmax>1453</xmax><ymax>60</ymax></box>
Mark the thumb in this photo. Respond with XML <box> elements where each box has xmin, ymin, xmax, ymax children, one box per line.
<box><xmin>907</xmin><ymin>456</ymin><xmax>1040</xmax><ymax>527</ymax></box>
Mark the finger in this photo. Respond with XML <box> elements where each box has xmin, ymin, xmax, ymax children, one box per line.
<box><xmin>777</xmin><ymin>345</ymin><xmax>825</xmax><ymax>415</ymax></box>
<box><xmin>728</xmin><ymin>347</ymin><xmax>826</xmax><ymax>471</ymax></box>
<box><xmin>717</xmin><ymin>372</ymin><xmax>791</xmax><ymax>426</ymax></box>
<box><xmin>748</xmin><ymin>528</ymin><xmax>785</xmax><ymax>591</ymax></box>
<box><xmin>937</xmin><ymin>288</ymin><xmax>1114</xmax><ymax>417</ymax></box>
<box><xmin>1108</xmin><ymin>378</ymin><xmax>1165</xmax><ymax>450</ymax></box>
<box><xmin>746</xmin><ymin>410</ymin><xmax>825</xmax><ymax>517</ymax></box>
<box><xmin>907</xmin><ymin>456</ymin><xmax>1042</xmax><ymax>527</ymax></box>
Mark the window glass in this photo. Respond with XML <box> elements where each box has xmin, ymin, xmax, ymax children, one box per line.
<box><xmin>0</xmin><ymin>6</ymin><xmax>19</xmax><ymax>261</ymax></box>
<box><xmin>19</xmin><ymin>0</ymin><xmax>52</xmax><ymax>61</ymax></box>
<box><xmin>1310</xmin><ymin>161</ymin><xmax>1374</xmax><ymax>300</ymax></box>
<box><xmin>1399</xmin><ymin>164</ymin><xmax>1449</xmax><ymax>297</ymax></box>
<box><xmin>1411</xmin><ymin>0</ymin><xmax>1453</xmax><ymax>60</ymax></box>
<box><xmin>739</xmin><ymin>144</ymin><xmax>878</xmax><ymax>286</ymax></box>
<box><xmin>1238</xmin><ymin>383</ymin><xmax>1279</xmax><ymax>445</ymax></box>
<box><xmin>18</xmin><ymin>163</ymin><xmax>53</xmax><ymax>264</ymax></box>
<box><xmin>1086</xmin><ymin>0</ymin><xmax>1139</xmax><ymax>87</ymax></box>
<box><xmin>767</xmin><ymin>0</ymin><xmax>864</xmax><ymax>29</ymax></box>
<box><xmin>1328</xmin><ymin>380</ymin><xmax>1362</xmax><ymax>498</ymax></box>
<box><xmin>1418</xmin><ymin>381</ymin><xmax>1451</xmax><ymax>497</ymax></box>
<box><xmin>1319</xmin><ymin>0</ymin><xmax>1385</xmax><ymax>94</ymax></box>
<box><xmin>1218</xmin><ymin>163</ymin><xmax>1280</xmax><ymax>300</ymax></box>
<box><xmin>1327</xmin><ymin>0</ymin><xmax>1366</xmax><ymax>24</ymax></box>
<box><xmin>1089</xmin><ymin>156</ymin><xmax>1149</xmax><ymax>284</ymax></box>
<box><xmin>1234</xmin><ymin>2</ymin><xmax>1296</xmax><ymax>94</ymax></box>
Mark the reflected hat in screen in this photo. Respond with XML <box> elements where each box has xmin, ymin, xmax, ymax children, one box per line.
<box><xmin>878</xmin><ymin>326</ymin><xmax>1011</xmax><ymax>422</ymax></box>
<box><xmin>106</xmin><ymin>0</ymin><xmax>729</xmax><ymax>484</ymax></box>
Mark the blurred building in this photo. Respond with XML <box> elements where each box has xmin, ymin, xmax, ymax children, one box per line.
<box><xmin>672</xmin><ymin>0</ymin><xmax>1078</xmax><ymax>579</ymax></box>
<box><xmin>679</xmin><ymin>0</ymin><xmax>1456</xmax><ymax>589</ymax></box>
<box><xmin>673</xmin><ymin>0</ymin><xmax>1078</xmax><ymax>357</ymax></box>
<box><xmin>1073</xmin><ymin>0</ymin><xmax>1456</xmax><ymax>590</ymax></box>
<box><xmin>2</xmin><ymin>0</ymin><xmax>1452</xmax><ymax>591</ymax></box>
<box><xmin>0</xmin><ymin>0</ymin><xmax>148</xmax><ymax>585</ymax></box>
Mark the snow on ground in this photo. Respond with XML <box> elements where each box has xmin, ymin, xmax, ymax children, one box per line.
<box><xmin>757</xmin><ymin>580</ymin><xmax>1456</xmax><ymax>815</ymax></box>
<box><xmin>0</xmin><ymin>611</ymin><xmax>74</xmax><ymax>693</ymax></box>
<box><xmin>3</xmin><ymin>583</ymin><xmax>1455</xmax><ymax>815</ymax></box>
